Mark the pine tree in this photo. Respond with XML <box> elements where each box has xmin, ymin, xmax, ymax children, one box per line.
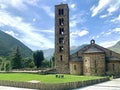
<box><xmin>11</xmin><ymin>46</ymin><xmax>22</xmax><ymax>69</ymax></box>
<box><xmin>33</xmin><ymin>50</ymin><xmax>44</xmax><ymax>68</ymax></box>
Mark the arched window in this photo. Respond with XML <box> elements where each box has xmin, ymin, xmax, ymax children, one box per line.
<box><xmin>59</xmin><ymin>37</ymin><xmax>64</xmax><ymax>44</ymax></box>
<box><xmin>58</xmin><ymin>9</ymin><xmax>64</xmax><ymax>15</ymax></box>
<box><xmin>59</xmin><ymin>18</ymin><xmax>64</xmax><ymax>25</ymax></box>
<box><xmin>59</xmin><ymin>46</ymin><xmax>64</xmax><ymax>52</ymax></box>
<box><xmin>60</xmin><ymin>55</ymin><xmax>63</xmax><ymax>61</ymax></box>
<box><xmin>74</xmin><ymin>65</ymin><xmax>77</xmax><ymax>70</ymax></box>
<box><xmin>59</xmin><ymin>28</ymin><xmax>64</xmax><ymax>35</ymax></box>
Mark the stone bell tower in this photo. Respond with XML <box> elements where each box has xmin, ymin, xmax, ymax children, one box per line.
<box><xmin>55</xmin><ymin>3</ymin><xmax>70</xmax><ymax>74</ymax></box>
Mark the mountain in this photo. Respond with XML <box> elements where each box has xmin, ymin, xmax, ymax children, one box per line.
<box><xmin>70</xmin><ymin>44</ymin><xmax>87</xmax><ymax>54</ymax></box>
<box><xmin>43</xmin><ymin>45</ymin><xmax>87</xmax><ymax>60</ymax></box>
<box><xmin>0</xmin><ymin>30</ymin><xmax>33</xmax><ymax>58</ymax></box>
<box><xmin>43</xmin><ymin>48</ymin><xmax>54</xmax><ymax>60</ymax></box>
<box><xmin>108</xmin><ymin>41</ymin><xmax>120</xmax><ymax>54</ymax></box>
<box><xmin>43</xmin><ymin>41</ymin><xmax>120</xmax><ymax>60</ymax></box>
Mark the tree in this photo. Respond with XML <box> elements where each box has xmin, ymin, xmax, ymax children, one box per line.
<box><xmin>22</xmin><ymin>57</ymin><xmax>35</xmax><ymax>68</ymax></box>
<box><xmin>33</xmin><ymin>50</ymin><xmax>44</xmax><ymax>68</ymax></box>
<box><xmin>4</xmin><ymin>61</ymin><xmax>11</xmax><ymax>71</ymax></box>
<box><xmin>11</xmin><ymin>46</ymin><xmax>22</xmax><ymax>69</ymax></box>
<box><xmin>50</xmin><ymin>56</ymin><xmax>55</xmax><ymax>68</ymax></box>
<box><xmin>41</xmin><ymin>60</ymin><xmax>50</xmax><ymax>68</ymax></box>
<box><xmin>0</xmin><ymin>57</ymin><xmax>11</xmax><ymax>71</ymax></box>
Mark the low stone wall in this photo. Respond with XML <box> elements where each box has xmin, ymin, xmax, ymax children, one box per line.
<box><xmin>0</xmin><ymin>77</ymin><xmax>109</xmax><ymax>90</ymax></box>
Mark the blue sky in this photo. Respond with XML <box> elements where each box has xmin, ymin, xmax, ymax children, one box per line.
<box><xmin>0</xmin><ymin>0</ymin><xmax>120</xmax><ymax>50</ymax></box>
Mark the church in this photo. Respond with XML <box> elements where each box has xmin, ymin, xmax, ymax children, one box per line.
<box><xmin>54</xmin><ymin>3</ymin><xmax>120</xmax><ymax>76</ymax></box>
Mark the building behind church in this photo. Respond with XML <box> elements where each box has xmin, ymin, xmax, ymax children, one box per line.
<box><xmin>55</xmin><ymin>3</ymin><xmax>120</xmax><ymax>76</ymax></box>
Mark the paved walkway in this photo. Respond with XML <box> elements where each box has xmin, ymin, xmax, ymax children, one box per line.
<box><xmin>74</xmin><ymin>78</ymin><xmax>120</xmax><ymax>90</ymax></box>
<box><xmin>0</xmin><ymin>86</ymin><xmax>37</xmax><ymax>90</ymax></box>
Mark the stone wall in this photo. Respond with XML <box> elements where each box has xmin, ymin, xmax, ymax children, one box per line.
<box><xmin>70</xmin><ymin>61</ymin><xmax>83</xmax><ymax>75</ymax></box>
<box><xmin>83</xmin><ymin>53</ymin><xmax>105</xmax><ymax>76</ymax></box>
<box><xmin>0</xmin><ymin>77</ymin><xmax>109</xmax><ymax>90</ymax></box>
<box><xmin>107</xmin><ymin>61</ymin><xmax>120</xmax><ymax>75</ymax></box>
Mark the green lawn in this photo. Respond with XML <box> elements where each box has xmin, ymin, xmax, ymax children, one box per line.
<box><xmin>0</xmin><ymin>73</ymin><xmax>104</xmax><ymax>83</ymax></box>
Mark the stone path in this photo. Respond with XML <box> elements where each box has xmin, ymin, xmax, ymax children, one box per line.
<box><xmin>0</xmin><ymin>86</ymin><xmax>37</xmax><ymax>90</ymax></box>
<box><xmin>74</xmin><ymin>78</ymin><xmax>120</xmax><ymax>90</ymax></box>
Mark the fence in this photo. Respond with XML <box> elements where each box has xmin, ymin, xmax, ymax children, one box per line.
<box><xmin>0</xmin><ymin>77</ymin><xmax>109</xmax><ymax>90</ymax></box>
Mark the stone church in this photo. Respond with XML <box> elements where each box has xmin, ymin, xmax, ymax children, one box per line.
<box><xmin>54</xmin><ymin>3</ymin><xmax>120</xmax><ymax>76</ymax></box>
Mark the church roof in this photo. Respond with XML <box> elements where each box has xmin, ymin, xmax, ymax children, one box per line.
<box><xmin>83</xmin><ymin>45</ymin><xmax>104</xmax><ymax>53</ymax></box>
<box><xmin>70</xmin><ymin>57</ymin><xmax>82</xmax><ymax>62</ymax></box>
<box><xmin>107</xmin><ymin>57</ymin><xmax>120</xmax><ymax>61</ymax></box>
<box><xmin>83</xmin><ymin>40</ymin><xmax>104</xmax><ymax>54</ymax></box>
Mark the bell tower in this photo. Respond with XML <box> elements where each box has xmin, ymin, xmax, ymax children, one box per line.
<box><xmin>55</xmin><ymin>3</ymin><xmax>70</xmax><ymax>74</ymax></box>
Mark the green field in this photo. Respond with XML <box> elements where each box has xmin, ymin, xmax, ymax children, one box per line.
<box><xmin>0</xmin><ymin>73</ymin><xmax>104</xmax><ymax>83</ymax></box>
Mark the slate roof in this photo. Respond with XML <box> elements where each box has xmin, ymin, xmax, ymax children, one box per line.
<box><xmin>107</xmin><ymin>57</ymin><xmax>120</xmax><ymax>61</ymax></box>
<box><xmin>70</xmin><ymin>57</ymin><xmax>82</xmax><ymax>62</ymax></box>
<box><xmin>83</xmin><ymin>45</ymin><xmax>104</xmax><ymax>54</ymax></box>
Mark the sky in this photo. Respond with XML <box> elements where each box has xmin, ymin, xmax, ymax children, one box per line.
<box><xmin>0</xmin><ymin>0</ymin><xmax>120</xmax><ymax>51</ymax></box>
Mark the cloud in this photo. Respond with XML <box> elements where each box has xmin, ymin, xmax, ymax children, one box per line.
<box><xmin>113</xmin><ymin>28</ymin><xmax>120</xmax><ymax>34</ymax></box>
<box><xmin>70</xmin><ymin>13</ymin><xmax>86</xmax><ymax>28</ymax></box>
<box><xmin>107</xmin><ymin>1</ymin><xmax>120</xmax><ymax>14</ymax></box>
<box><xmin>5</xmin><ymin>30</ymin><xmax>18</xmax><ymax>37</ymax></box>
<box><xmin>91</xmin><ymin>0</ymin><xmax>120</xmax><ymax>17</ymax></box>
<box><xmin>71</xmin><ymin>29</ymin><xmax>89</xmax><ymax>37</ymax></box>
<box><xmin>0</xmin><ymin>10</ymin><xmax>54</xmax><ymax>50</ymax></box>
<box><xmin>110</xmin><ymin>15</ymin><xmax>120</xmax><ymax>23</ymax></box>
<box><xmin>100</xmin><ymin>13</ymin><xmax>111</xmax><ymax>18</ymax></box>
<box><xmin>90</xmin><ymin>0</ymin><xmax>110</xmax><ymax>17</ymax></box>
<box><xmin>40</xmin><ymin>5</ymin><xmax>54</xmax><ymax>18</ymax></box>
<box><xmin>70</xmin><ymin>3</ymin><xmax>76</xmax><ymax>9</ymax></box>
<box><xmin>93</xmin><ymin>28</ymin><xmax>120</xmax><ymax>39</ymax></box>
<box><xmin>0</xmin><ymin>0</ymin><xmax>39</xmax><ymax>11</ymax></box>
<box><xmin>0</xmin><ymin>3</ymin><xmax>7</xmax><ymax>9</ymax></box>
<box><xmin>99</xmin><ymin>40</ymin><xmax>119</xmax><ymax>48</ymax></box>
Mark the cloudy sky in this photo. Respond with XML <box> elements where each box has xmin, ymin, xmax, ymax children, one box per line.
<box><xmin>0</xmin><ymin>0</ymin><xmax>120</xmax><ymax>50</ymax></box>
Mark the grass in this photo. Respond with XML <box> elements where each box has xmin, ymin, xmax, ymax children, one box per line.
<box><xmin>0</xmin><ymin>73</ymin><xmax>104</xmax><ymax>83</ymax></box>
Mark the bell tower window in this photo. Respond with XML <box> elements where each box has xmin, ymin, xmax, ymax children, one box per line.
<box><xmin>59</xmin><ymin>46</ymin><xmax>64</xmax><ymax>52</ymax></box>
<box><xmin>59</xmin><ymin>28</ymin><xmax>64</xmax><ymax>35</ymax></box>
<box><xmin>59</xmin><ymin>18</ymin><xmax>64</xmax><ymax>25</ymax></box>
<box><xmin>58</xmin><ymin>9</ymin><xmax>64</xmax><ymax>15</ymax></box>
<box><xmin>59</xmin><ymin>37</ymin><xmax>64</xmax><ymax>44</ymax></box>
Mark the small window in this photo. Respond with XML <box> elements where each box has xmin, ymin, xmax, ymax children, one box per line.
<box><xmin>59</xmin><ymin>28</ymin><xmax>64</xmax><ymax>35</ymax></box>
<box><xmin>58</xmin><ymin>9</ymin><xmax>61</xmax><ymax>15</ymax></box>
<box><xmin>74</xmin><ymin>65</ymin><xmax>77</xmax><ymax>70</ymax></box>
<box><xmin>59</xmin><ymin>18</ymin><xmax>64</xmax><ymax>25</ymax></box>
<box><xmin>60</xmin><ymin>55</ymin><xmax>63</xmax><ymax>61</ymax></box>
<box><xmin>58</xmin><ymin>9</ymin><xmax>64</xmax><ymax>15</ymax></box>
<box><xmin>61</xmin><ymin>9</ymin><xmax>64</xmax><ymax>15</ymax></box>
<box><xmin>112</xmin><ymin>64</ymin><xmax>115</xmax><ymax>71</ymax></box>
<box><xmin>59</xmin><ymin>37</ymin><xmax>64</xmax><ymax>44</ymax></box>
<box><xmin>59</xmin><ymin>46</ymin><xmax>64</xmax><ymax>52</ymax></box>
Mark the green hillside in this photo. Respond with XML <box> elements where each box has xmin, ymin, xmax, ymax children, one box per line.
<box><xmin>0</xmin><ymin>30</ymin><xmax>33</xmax><ymax>58</ymax></box>
<box><xmin>108</xmin><ymin>41</ymin><xmax>120</xmax><ymax>54</ymax></box>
